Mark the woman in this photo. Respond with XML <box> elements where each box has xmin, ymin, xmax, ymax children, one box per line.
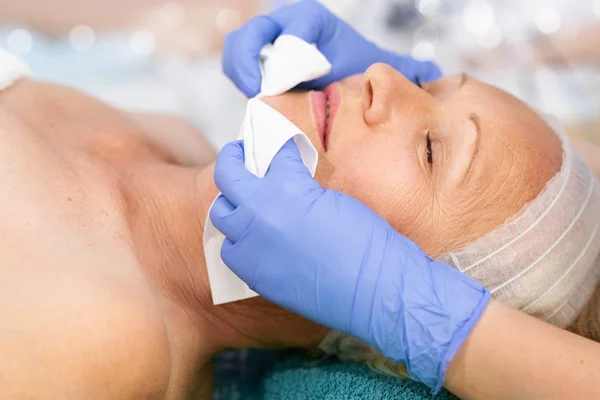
<box><xmin>2</xmin><ymin>39</ymin><xmax>600</xmax><ymax>400</ymax></box>
<box><xmin>0</xmin><ymin>70</ymin><xmax>337</xmax><ymax>399</ymax></box>
<box><xmin>214</xmin><ymin>1</ymin><xmax>600</xmax><ymax>398</ymax></box>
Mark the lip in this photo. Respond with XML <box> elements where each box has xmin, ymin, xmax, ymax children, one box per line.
<box><xmin>310</xmin><ymin>83</ymin><xmax>341</xmax><ymax>152</ymax></box>
<box><xmin>310</xmin><ymin>91</ymin><xmax>327</xmax><ymax>151</ymax></box>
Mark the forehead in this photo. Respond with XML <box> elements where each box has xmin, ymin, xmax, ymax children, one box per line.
<box><xmin>430</xmin><ymin>76</ymin><xmax>563</xmax><ymax>250</ymax></box>
<box><xmin>474</xmin><ymin>79</ymin><xmax>561</xmax><ymax>169</ymax></box>
<box><xmin>438</xmin><ymin>77</ymin><xmax>562</xmax><ymax>167</ymax></box>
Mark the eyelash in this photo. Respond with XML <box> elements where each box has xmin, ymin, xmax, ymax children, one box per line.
<box><xmin>415</xmin><ymin>77</ymin><xmax>433</xmax><ymax>165</ymax></box>
<box><xmin>415</xmin><ymin>76</ymin><xmax>422</xmax><ymax>89</ymax></box>
<box><xmin>426</xmin><ymin>131</ymin><xmax>433</xmax><ymax>165</ymax></box>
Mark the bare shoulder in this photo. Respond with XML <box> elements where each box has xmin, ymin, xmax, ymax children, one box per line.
<box><xmin>128</xmin><ymin>112</ymin><xmax>217</xmax><ymax>167</ymax></box>
<box><xmin>0</xmin><ymin>259</ymin><xmax>172</xmax><ymax>400</ymax></box>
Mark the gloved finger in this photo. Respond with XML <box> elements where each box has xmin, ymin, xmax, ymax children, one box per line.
<box><xmin>221</xmin><ymin>233</ymin><xmax>298</xmax><ymax>310</ymax></box>
<box><xmin>220</xmin><ymin>235</ymin><xmax>260</xmax><ymax>288</ymax></box>
<box><xmin>223</xmin><ymin>16</ymin><xmax>281</xmax><ymax>97</ymax></box>
<box><xmin>388</xmin><ymin>56</ymin><xmax>442</xmax><ymax>84</ymax></box>
<box><xmin>268</xmin><ymin>139</ymin><xmax>313</xmax><ymax>177</ymax></box>
<box><xmin>222</xmin><ymin>30</ymin><xmax>252</xmax><ymax>95</ymax></box>
<box><xmin>414</xmin><ymin>60</ymin><xmax>442</xmax><ymax>83</ymax></box>
<box><xmin>209</xmin><ymin>194</ymin><xmax>254</xmax><ymax>243</ymax></box>
<box><xmin>220</xmin><ymin>238</ymin><xmax>242</xmax><ymax>279</ymax></box>
<box><xmin>214</xmin><ymin>141</ymin><xmax>261</xmax><ymax>207</ymax></box>
<box><xmin>221</xmin><ymin>29</ymin><xmax>238</xmax><ymax>80</ymax></box>
<box><xmin>268</xmin><ymin>0</ymin><xmax>326</xmax><ymax>44</ymax></box>
<box><xmin>295</xmin><ymin>74</ymin><xmax>337</xmax><ymax>91</ymax></box>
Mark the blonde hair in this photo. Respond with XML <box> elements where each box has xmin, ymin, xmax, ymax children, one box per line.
<box><xmin>569</xmin><ymin>284</ymin><xmax>600</xmax><ymax>342</ymax></box>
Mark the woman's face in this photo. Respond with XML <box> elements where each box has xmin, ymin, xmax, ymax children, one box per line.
<box><xmin>263</xmin><ymin>64</ymin><xmax>563</xmax><ymax>255</ymax></box>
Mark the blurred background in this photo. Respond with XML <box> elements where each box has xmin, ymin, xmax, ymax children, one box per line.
<box><xmin>0</xmin><ymin>0</ymin><xmax>598</xmax><ymax>148</ymax></box>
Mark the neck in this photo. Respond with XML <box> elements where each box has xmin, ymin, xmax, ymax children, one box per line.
<box><xmin>125</xmin><ymin>161</ymin><xmax>222</xmax><ymax>345</ymax></box>
<box><xmin>123</xmin><ymin>160</ymin><xmax>327</xmax><ymax>395</ymax></box>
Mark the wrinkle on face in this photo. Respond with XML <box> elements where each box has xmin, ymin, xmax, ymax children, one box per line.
<box><xmin>265</xmin><ymin>71</ymin><xmax>562</xmax><ymax>257</ymax></box>
<box><xmin>0</xmin><ymin>77</ymin><xmax>339</xmax><ymax>400</ymax></box>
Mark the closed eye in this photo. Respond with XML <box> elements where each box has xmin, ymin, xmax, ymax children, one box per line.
<box><xmin>365</xmin><ymin>79</ymin><xmax>374</xmax><ymax>108</ymax></box>
<box><xmin>426</xmin><ymin>131</ymin><xmax>433</xmax><ymax>165</ymax></box>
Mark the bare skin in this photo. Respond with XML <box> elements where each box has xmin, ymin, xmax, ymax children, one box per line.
<box><xmin>0</xmin><ymin>66</ymin><xmax>593</xmax><ymax>399</ymax></box>
<box><xmin>263</xmin><ymin>64</ymin><xmax>562</xmax><ymax>255</ymax></box>
<box><xmin>0</xmin><ymin>79</ymin><xmax>327</xmax><ymax>400</ymax></box>
<box><xmin>446</xmin><ymin>299</ymin><xmax>600</xmax><ymax>400</ymax></box>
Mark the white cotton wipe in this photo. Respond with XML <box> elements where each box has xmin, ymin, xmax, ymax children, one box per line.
<box><xmin>0</xmin><ymin>47</ymin><xmax>30</xmax><ymax>91</ymax></box>
<box><xmin>240</xmin><ymin>99</ymin><xmax>318</xmax><ymax>178</ymax></box>
<box><xmin>259</xmin><ymin>35</ymin><xmax>331</xmax><ymax>97</ymax></box>
<box><xmin>204</xmin><ymin>35</ymin><xmax>327</xmax><ymax>305</ymax></box>
<box><xmin>204</xmin><ymin>99</ymin><xmax>318</xmax><ymax>304</ymax></box>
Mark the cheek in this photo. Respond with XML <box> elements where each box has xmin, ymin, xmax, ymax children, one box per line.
<box><xmin>338</xmin><ymin>74</ymin><xmax>364</xmax><ymax>90</ymax></box>
<box><xmin>315</xmin><ymin>143</ymin><xmax>431</xmax><ymax>238</ymax></box>
<box><xmin>260</xmin><ymin>94</ymin><xmax>315</xmax><ymax>142</ymax></box>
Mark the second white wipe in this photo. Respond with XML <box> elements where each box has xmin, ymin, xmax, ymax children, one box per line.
<box><xmin>203</xmin><ymin>34</ymin><xmax>329</xmax><ymax>305</ymax></box>
<box><xmin>204</xmin><ymin>99</ymin><xmax>318</xmax><ymax>304</ymax></box>
<box><xmin>259</xmin><ymin>35</ymin><xmax>331</xmax><ymax>97</ymax></box>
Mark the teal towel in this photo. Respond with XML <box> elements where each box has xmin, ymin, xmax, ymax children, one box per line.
<box><xmin>212</xmin><ymin>350</ymin><xmax>459</xmax><ymax>400</ymax></box>
<box><xmin>262</xmin><ymin>356</ymin><xmax>458</xmax><ymax>400</ymax></box>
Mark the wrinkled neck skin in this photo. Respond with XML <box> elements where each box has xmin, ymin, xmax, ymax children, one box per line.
<box><xmin>0</xmin><ymin>78</ymin><xmax>325</xmax><ymax>399</ymax></box>
<box><xmin>123</xmin><ymin>161</ymin><xmax>327</xmax><ymax>399</ymax></box>
<box><xmin>123</xmin><ymin>162</ymin><xmax>219</xmax><ymax>399</ymax></box>
<box><xmin>124</xmin><ymin>162</ymin><xmax>239</xmax><ymax>399</ymax></box>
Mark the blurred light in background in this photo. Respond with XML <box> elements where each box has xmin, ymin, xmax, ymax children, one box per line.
<box><xmin>462</xmin><ymin>0</ymin><xmax>495</xmax><ymax>36</ymax></box>
<box><xmin>216</xmin><ymin>8</ymin><xmax>242</xmax><ymax>34</ymax></box>
<box><xmin>6</xmin><ymin>28</ymin><xmax>33</xmax><ymax>55</ymax></box>
<box><xmin>345</xmin><ymin>0</ymin><xmax>600</xmax><ymax>145</ymax></box>
<box><xmin>535</xmin><ymin>7</ymin><xmax>562</xmax><ymax>34</ymax></box>
<box><xmin>477</xmin><ymin>25</ymin><xmax>502</xmax><ymax>49</ymax></box>
<box><xmin>412</xmin><ymin>40</ymin><xmax>435</xmax><ymax>60</ymax></box>
<box><xmin>317</xmin><ymin>0</ymin><xmax>359</xmax><ymax>20</ymax></box>
<box><xmin>412</xmin><ymin>25</ymin><xmax>439</xmax><ymax>45</ymax></box>
<box><xmin>1</xmin><ymin>0</ymin><xmax>597</xmax><ymax>147</ymax></box>
<box><xmin>417</xmin><ymin>0</ymin><xmax>440</xmax><ymax>17</ymax></box>
<box><xmin>69</xmin><ymin>25</ymin><xmax>95</xmax><ymax>51</ymax></box>
<box><xmin>159</xmin><ymin>2</ymin><xmax>186</xmax><ymax>29</ymax></box>
<box><xmin>130</xmin><ymin>30</ymin><xmax>156</xmax><ymax>57</ymax></box>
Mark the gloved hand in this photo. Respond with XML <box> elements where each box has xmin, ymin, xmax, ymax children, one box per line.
<box><xmin>222</xmin><ymin>0</ymin><xmax>441</xmax><ymax>97</ymax></box>
<box><xmin>210</xmin><ymin>140</ymin><xmax>491</xmax><ymax>392</ymax></box>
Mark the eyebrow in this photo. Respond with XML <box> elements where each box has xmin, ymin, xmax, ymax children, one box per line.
<box><xmin>460</xmin><ymin>113</ymin><xmax>482</xmax><ymax>186</ymax></box>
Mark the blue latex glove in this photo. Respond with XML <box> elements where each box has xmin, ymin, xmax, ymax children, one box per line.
<box><xmin>210</xmin><ymin>140</ymin><xmax>491</xmax><ymax>392</ymax></box>
<box><xmin>222</xmin><ymin>0</ymin><xmax>441</xmax><ymax>97</ymax></box>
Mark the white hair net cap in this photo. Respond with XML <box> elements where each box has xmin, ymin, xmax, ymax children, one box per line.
<box><xmin>439</xmin><ymin>117</ymin><xmax>600</xmax><ymax>327</ymax></box>
<box><xmin>321</xmin><ymin>116</ymin><xmax>600</xmax><ymax>363</ymax></box>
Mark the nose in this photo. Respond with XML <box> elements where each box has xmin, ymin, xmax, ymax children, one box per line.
<box><xmin>362</xmin><ymin>63</ymin><xmax>425</xmax><ymax>126</ymax></box>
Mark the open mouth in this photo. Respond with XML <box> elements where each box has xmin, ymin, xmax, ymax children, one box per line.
<box><xmin>310</xmin><ymin>83</ymin><xmax>340</xmax><ymax>152</ymax></box>
<box><xmin>325</xmin><ymin>97</ymin><xmax>331</xmax><ymax>141</ymax></box>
